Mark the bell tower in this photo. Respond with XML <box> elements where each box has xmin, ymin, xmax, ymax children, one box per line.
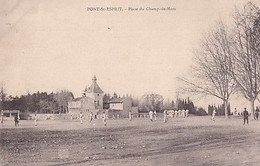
<box><xmin>84</xmin><ymin>75</ymin><xmax>104</xmax><ymax>109</ymax></box>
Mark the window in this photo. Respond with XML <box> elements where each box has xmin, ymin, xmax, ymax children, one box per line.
<box><xmin>97</xmin><ymin>100</ymin><xmax>99</xmax><ymax>105</ymax></box>
<box><xmin>97</xmin><ymin>94</ymin><xmax>99</xmax><ymax>96</ymax></box>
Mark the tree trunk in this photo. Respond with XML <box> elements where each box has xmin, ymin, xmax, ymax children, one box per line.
<box><xmin>224</xmin><ymin>100</ymin><xmax>228</xmax><ymax>118</ymax></box>
<box><xmin>250</xmin><ymin>100</ymin><xmax>255</xmax><ymax>120</ymax></box>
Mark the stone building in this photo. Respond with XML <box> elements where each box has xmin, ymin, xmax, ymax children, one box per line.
<box><xmin>68</xmin><ymin>76</ymin><xmax>104</xmax><ymax>116</ymax></box>
<box><xmin>108</xmin><ymin>97</ymin><xmax>133</xmax><ymax>118</ymax></box>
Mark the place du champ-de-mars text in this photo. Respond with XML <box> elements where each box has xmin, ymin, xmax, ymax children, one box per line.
<box><xmin>86</xmin><ymin>7</ymin><xmax>176</xmax><ymax>12</ymax></box>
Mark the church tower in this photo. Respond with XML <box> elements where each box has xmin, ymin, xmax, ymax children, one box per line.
<box><xmin>84</xmin><ymin>75</ymin><xmax>104</xmax><ymax>109</ymax></box>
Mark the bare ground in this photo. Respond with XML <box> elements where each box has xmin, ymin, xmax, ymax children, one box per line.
<box><xmin>0</xmin><ymin>116</ymin><xmax>259</xmax><ymax>166</ymax></box>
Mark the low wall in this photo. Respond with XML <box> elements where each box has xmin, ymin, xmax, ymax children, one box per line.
<box><xmin>28</xmin><ymin>114</ymin><xmax>73</xmax><ymax>120</ymax></box>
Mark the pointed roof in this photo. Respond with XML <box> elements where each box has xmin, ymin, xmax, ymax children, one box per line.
<box><xmin>85</xmin><ymin>75</ymin><xmax>104</xmax><ymax>93</ymax></box>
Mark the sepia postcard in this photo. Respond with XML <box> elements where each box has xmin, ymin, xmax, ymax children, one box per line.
<box><xmin>0</xmin><ymin>0</ymin><xmax>259</xmax><ymax>165</ymax></box>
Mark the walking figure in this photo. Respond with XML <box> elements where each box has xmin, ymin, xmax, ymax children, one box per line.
<box><xmin>243</xmin><ymin>108</ymin><xmax>249</xmax><ymax>125</ymax></box>
<box><xmin>89</xmin><ymin>112</ymin><xmax>93</xmax><ymax>123</ymax></box>
<box><xmin>211</xmin><ymin>109</ymin><xmax>216</xmax><ymax>121</ymax></box>
<box><xmin>163</xmin><ymin>110</ymin><xmax>168</xmax><ymax>123</ymax></box>
<box><xmin>102</xmin><ymin>112</ymin><xmax>107</xmax><ymax>126</ymax></box>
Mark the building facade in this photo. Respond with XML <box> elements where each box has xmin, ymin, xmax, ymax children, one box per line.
<box><xmin>68</xmin><ymin>76</ymin><xmax>104</xmax><ymax>116</ymax></box>
<box><xmin>108</xmin><ymin>97</ymin><xmax>132</xmax><ymax>118</ymax></box>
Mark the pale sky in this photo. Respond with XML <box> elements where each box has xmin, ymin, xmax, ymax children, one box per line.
<box><xmin>0</xmin><ymin>0</ymin><xmax>258</xmax><ymax>109</ymax></box>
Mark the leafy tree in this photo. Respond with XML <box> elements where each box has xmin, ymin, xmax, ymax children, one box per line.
<box><xmin>196</xmin><ymin>107</ymin><xmax>208</xmax><ymax>116</ymax></box>
<box><xmin>139</xmin><ymin>93</ymin><xmax>164</xmax><ymax>112</ymax></box>
<box><xmin>54</xmin><ymin>90</ymin><xmax>74</xmax><ymax>114</ymax></box>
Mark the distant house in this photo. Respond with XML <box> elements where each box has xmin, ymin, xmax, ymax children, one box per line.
<box><xmin>109</xmin><ymin>97</ymin><xmax>132</xmax><ymax>111</ymax></box>
<box><xmin>108</xmin><ymin>97</ymin><xmax>132</xmax><ymax>118</ymax></box>
<box><xmin>68</xmin><ymin>75</ymin><xmax>104</xmax><ymax>116</ymax></box>
<box><xmin>68</xmin><ymin>97</ymin><xmax>95</xmax><ymax>113</ymax></box>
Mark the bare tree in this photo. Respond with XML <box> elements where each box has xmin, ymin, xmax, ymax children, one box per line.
<box><xmin>178</xmin><ymin>21</ymin><xmax>235</xmax><ymax>118</ymax></box>
<box><xmin>230</xmin><ymin>2</ymin><xmax>260</xmax><ymax>119</ymax></box>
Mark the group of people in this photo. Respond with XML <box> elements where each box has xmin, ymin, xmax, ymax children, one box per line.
<box><xmin>2</xmin><ymin>107</ymin><xmax>258</xmax><ymax>127</ymax></box>
<box><xmin>79</xmin><ymin>111</ymin><xmax>107</xmax><ymax>126</ymax></box>
<box><xmin>163</xmin><ymin>109</ymin><xmax>189</xmax><ymax>123</ymax></box>
<box><xmin>147</xmin><ymin>109</ymin><xmax>190</xmax><ymax>123</ymax></box>
<box><xmin>148</xmin><ymin>110</ymin><xmax>157</xmax><ymax>121</ymax></box>
<box><xmin>171</xmin><ymin>109</ymin><xmax>189</xmax><ymax>118</ymax></box>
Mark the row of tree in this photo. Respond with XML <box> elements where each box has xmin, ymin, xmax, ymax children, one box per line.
<box><xmin>179</xmin><ymin>2</ymin><xmax>260</xmax><ymax>119</ymax></box>
<box><xmin>138</xmin><ymin>94</ymin><xmax>207</xmax><ymax>115</ymax></box>
<box><xmin>208</xmin><ymin>104</ymin><xmax>231</xmax><ymax>116</ymax></box>
<box><xmin>0</xmin><ymin>89</ymin><xmax>74</xmax><ymax>114</ymax></box>
<box><xmin>1</xmin><ymin>88</ymin><xmax>207</xmax><ymax>116</ymax></box>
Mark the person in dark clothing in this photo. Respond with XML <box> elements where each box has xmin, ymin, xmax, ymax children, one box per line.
<box><xmin>255</xmin><ymin>106</ymin><xmax>259</xmax><ymax>121</ymax></box>
<box><xmin>243</xmin><ymin>108</ymin><xmax>249</xmax><ymax>125</ymax></box>
<box><xmin>14</xmin><ymin>115</ymin><xmax>19</xmax><ymax>127</ymax></box>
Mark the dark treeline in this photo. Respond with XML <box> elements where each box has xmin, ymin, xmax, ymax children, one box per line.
<box><xmin>104</xmin><ymin>92</ymin><xmax>207</xmax><ymax>115</ymax></box>
<box><xmin>1</xmin><ymin>89</ymin><xmax>208</xmax><ymax>116</ymax></box>
<box><xmin>208</xmin><ymin>104</ymin><xmax>231</xmax><ymax>116</ymax></box>
<box><xmin>155</xmin><ymin>96</ymin><xmax>207</xmax><ymax>115</ymax></box>
<box><xmin>1</xmin><ymin>90</ymin><xmax>74</xmax><ymax>114</ymax></box>
<box><xmin>175</xmin><ymin>98</ymin><xmax>207</xmax><ymax>116</ymax></box>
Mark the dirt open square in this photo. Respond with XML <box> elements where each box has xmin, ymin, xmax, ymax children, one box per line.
<box><xmin>0</xmin><ymin>116</ymin><xmax>259</xmax><ymax>166</ymax></box>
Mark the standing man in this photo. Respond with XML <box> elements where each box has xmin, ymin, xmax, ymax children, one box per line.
<box><xmin>129</xmin><ymin>111</ymin><xmax>132</xmax><ymax>121</ymax></box>
<box><xmin>89</xmin><ymin>112</ymin><xmax>93</xmax><ymax>123</ymax></box>
<box><xmin>149</xmin><ymin>110</ymin><xmax>153</xmax><ymax>122</ymax></box>
<box><xmin>163</xmin><ymin>110</ymin><xmax>168</xmax><ymax>123</ymax></box>
<box><xmin>211</xmin><ymin>108</ymin><xmax>216</xmax><ymax>121</ymax></box>
<box><xmin>153</xmin><ymin>110</ymin><xmax>157</xmax><ymax>121</ymax></box>
<box><xmin>102</xmin><ymin>112</ymin><xmax>107</xmax><ymax>126</ymax></box>
<box><xmin>185</xmin><ymin>109</ymin><xmax>189</xmax><ymax>117</ymax></box>
<box><xmin>174</xmin><ymin>110</ymin><xmax>178</xmax><ymax>118</ymax></box>
<box><xmin>34</xmin><ymin>113</ymin><xmax>38</xmax><ymax>126</ymax></box>
<box><xmin>79</xmin><ymin>112</ymin><xmax>83</xmax><ymax>124</ymax></box>
<box><xmin>1</xmin><ymin>113</ymin><xmax>4</xmax><ymax>127</ymax></box>
<box><xmin>14</xmin><ymin>115</ymin><xmax>19</xmax><ymax>127</ymax></box>
<box><xmin>243</xmin><ymin>108</ymin><xmax>249</xmax><ymax>125</ymax></box>
<box><xmin>17</xmin><ymin>114</ymin><xmax>20</xmax><ymax>126</ymax></box>
<box><xmin>255</xmin><ymin>106</ymin><xmax>259</xmax><ymax>121</ymax></box>
<box><xmin>178</xmin><ymin>109</ymin><xmax>182</xmax><ymax>117</ymax></box>
<box><xmin>182</xmin><ymin>109</ymin><xmax>185</xmax><ymax>118</ymax></box>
